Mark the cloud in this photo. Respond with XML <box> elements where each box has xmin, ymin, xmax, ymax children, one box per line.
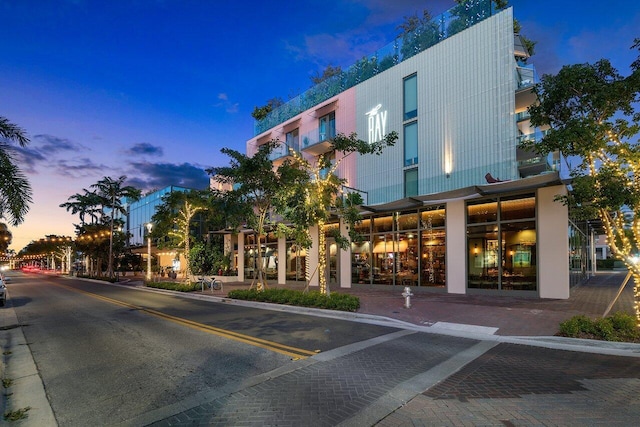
<box><xmin>214</xmin><ymin>92</ymin><xmax>239</xmax><ymax>114</ymax></box>
<box><xmin>9</xmin><ymin>134</ymin><xmax>85</xmax><ymax>174</ymax></box>
<box><xmin>33</xmin><ymin>134</ymin><xmax>86</xmax><ymax>153</ymax></box>
<box><xmin>55</xmin><ymin>157</ymin><xmax>111</xmax><ymax>178</ymax></box>
<box><xmin>124</xmin><ymin>161</ymin><xmax>210</xmax><ymax>191</ymax></box>
<box><xmin>124</xmin><ymin>142</ymin><xmax>164</xmax><ymax>157</ymax></box>
<box><xmin>8</xmin><ymin>145</ymin><xmax>47</xmax><ymax>174</ymax></box>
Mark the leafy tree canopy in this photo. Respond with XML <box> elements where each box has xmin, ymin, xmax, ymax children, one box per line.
<box><xmin>525</xmin><ymin>39</ymin><xmax>640</xmax><ymax>323</ymax></box>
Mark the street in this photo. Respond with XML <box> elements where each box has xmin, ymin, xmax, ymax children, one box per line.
<box><xmin>2</xmin><ymin>272</ymin><xmax>640</xmax><ymax>426</ymax></box>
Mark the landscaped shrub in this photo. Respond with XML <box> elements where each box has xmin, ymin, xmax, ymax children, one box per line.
<box><xmin>227</xmin><ymin>288</ymin><xmax>360</xmax><ymax>312</ymax></box>
<box><xmin>76</xmin><ymin>274</ymin><xmax>118</xmax><ymax>283</ymax></box>
<box><xmin>558</xmin><ymin>312</ymin><xmax>640</xmax><ymax>342</ymax></box>
<box><xmin>596</xmin><ymin>258</ymin><xmax>615</xmax><ymax>270</ymax></box>
<box><xmin>145</xmin><ymin>281</ymin><xmax>201</xmax><ymax>292</ymax></box>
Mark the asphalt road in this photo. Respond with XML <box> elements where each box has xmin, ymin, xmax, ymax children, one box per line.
<box><xmin>5</xmin><ymin>273</ymin><xmax>398</xmax><ymax>426</ymax></box>
<box><xmin>3</xmin><ymin>272</ymin><xmax>640</xmax><ymax>426</ymax></box>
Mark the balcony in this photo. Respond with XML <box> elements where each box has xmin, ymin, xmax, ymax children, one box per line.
<box><xmin>515</xmin><ymin>110</ymin><xmax>531</xmax><ymax>122</ymax></box>
<box><xmin>516</xmin><ymin>130</ymin><xmax>549</xmax><ymax>147</ymax></box>
<box><xmin>268</xmin><ymin>141</ymin><xmax>295</xmax><ymax>165</ymax></box>
<box><xmin>516</xmin><ymin>64</ymin><xmax>538</xmax><ymax>90</ymax></box>
<box><xmin>301</xmin><ymin>127</ymin><xmax>336</xmax><ymax>156</ymax></box>
<box><xmin>518</xmin><ymin>156</ymin><xmax>553</xmax><ymax>177</ymax></box>
<box><xmin>516</xmin><ymin>131</ymin><xmax>553</xmax><ymax>177</ymax></box>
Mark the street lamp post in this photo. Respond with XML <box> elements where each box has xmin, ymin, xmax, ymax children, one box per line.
<box><xmin>146</xmin><ymin>222</ymin><xmax>153</xmax><ymax>281</ymax></box>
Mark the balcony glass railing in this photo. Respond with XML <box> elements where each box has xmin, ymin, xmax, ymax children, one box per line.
<box><xmin>255</xmin><ymin>0</ymin><xmax>495</xmax><ymax>135</ymax></box>
<box><xmin>268</xmin><ymin>142</ymin><xmax>293</xmax><ymax>162</ymax></box>
<box><xmin>301</xmin><ymin>127</ymin><xmax>337</xmax><ymax>150</ymax></box>
<box><xmin>516</xmin><ymin>130</ymin><xmax>549</xmax><ymax>146</ymax></box>
<box><xmin>515</xmin><ymin>111</ymin><xmax>531</xmax><ymax>122</ymax></box>
<box><xmin>516</xmin><ymin>64</ymin><xmax>538</xmax><ymax>89</ymax></box>
<box><xmin>518</xmin><ymin>156</ymin><xmax>546</xmax><ymax>167</ymax></box>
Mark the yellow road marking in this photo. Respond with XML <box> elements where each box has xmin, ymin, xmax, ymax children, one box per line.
<box><xmin>57</xmin><ymin>283</ymin><xmax>318</xmax><ymax>359</ymax></box>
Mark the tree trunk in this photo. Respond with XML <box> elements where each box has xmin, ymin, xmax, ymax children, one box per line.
<box><xmin>318</xmin><ymin>220</ymin><xmax>327</xmax><ymax>294</ymax></box>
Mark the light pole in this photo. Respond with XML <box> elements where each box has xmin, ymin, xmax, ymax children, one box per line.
<box><xmin>146</xmin><ymin>222</ymin><xmax>153</xmax><ymax>281</ymax></box>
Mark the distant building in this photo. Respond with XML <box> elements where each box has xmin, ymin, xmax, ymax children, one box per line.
<box><xmin>120</xmin><ymin>185</ymin><xmax>204</xmax><ymax>274</ymax></box>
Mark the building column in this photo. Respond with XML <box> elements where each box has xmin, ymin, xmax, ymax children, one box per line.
<box><xmin>339</xmin><ymin>219</ymin><xmax>352</xmax><ymax>288</ymax></box>
<box><xmin>278</xmin><ymin>235</ymin><xmax>286</xmax><ymax>285</ymax></box>
<box><xmin>237</xmin><ymin>232</ymin><xmax>245</xmax><ymax>282</ymax></box>
<box><xmin>308</xmin><ymin>225</ymin><xmax>319</xmax><ymax>288</ymax></box>
<box><xmin>446</xmin><ymin>199</ymin><xmax>466</xmax><ymax>294</ymax></box>
<box><xmin>590</xmin><ymin>230</ymin><xmax>597</xmax><ymax>277</ymax></box>
<box><xmin>538</xmin><ymin>185</ymin><xmax>570</xmax><ymax>299</ymax></box>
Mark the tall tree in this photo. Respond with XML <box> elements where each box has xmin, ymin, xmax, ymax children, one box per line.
<box><xmin>151</xmin><ymin>189</ymin><xmax>218</xmax><ymax>279</ymax></box>
<box><xmin>60</xmin><ymin>190</ymin><xmax>104</xmax><ymax>226</ymax></box>
<box><xmin>0</xmin><ymin>116</ymin><xmax>33</xmax><ymax>226</ymax></box>
<box><xmin>169</xmin><ymin>198</ymin><xmax>204</xmax><ymax>280</ymax></box>
<box><xmin>0</xmin><ymin>223</ymin><xmax>12</xmax><ymax>253</ymax></box>
<box><xmin>278</xmin><ymin>131</ymin><xmax>398</xmax><ymax>294</ymax></box>
<box><xmin>524</xmin><ymin>39</ymin><xmax>640</xmax><ymax>324</ymax></box>
<box><xmin>91</xmin><ymin>176</ymin><xmax>141</xmax><ymax>278</ymax></box>
<box><xmin>207</xmin><ymin>141</ymin><xmax>292</xmax><ymax>291</ymax></box>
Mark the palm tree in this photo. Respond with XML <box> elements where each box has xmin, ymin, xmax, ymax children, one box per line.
<box><xmin>60</xmin><ymin>190</ymin><xmax>104</xmax><ymax>226</ymax></box>
<box><xmin>0</xmin><ymin>116</ymin><xmax>33</xmax><ymax>226</ymax></box>
<box><xmin>91</xmin><ymin>176</ymin><xmax>141</xmax><ymax>278</ymax></box>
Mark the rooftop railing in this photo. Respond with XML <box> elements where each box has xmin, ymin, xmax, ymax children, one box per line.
<box><xmin>254</xmin><ymin>0</ymin><xmax>495</xmax><ymax>135</ymax></box>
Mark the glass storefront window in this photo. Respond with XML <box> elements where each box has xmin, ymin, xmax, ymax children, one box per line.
<box><xmin>352</xmin><ymin>240</ymin><xmax>372</xmax><ymax>283</ymax></box>
<box><xmin>501</xmin><ymin>221</ymin><xmax>536</xmax><ymax>291</ymax></box>
<box><xmin>467</xmin><ymin>199</ymin><xmax>498</xmax><ymax>223</ymax></box>
<box><xmin>421</xmin><ymin>206</ymin><xmax>445</xmax><ymax>228</ymax></box>
<box><xmin>286</xmin><ymin>241</ymin><xmax>306</xmax><ymax>282</ymax></box>
<box><xmin>467</xmin><ymin>224</ymin><xmax>500</xmax><ymax>290</ymax></box>
<box><xmin>353</xmin><ymin>218</ymin><xmax>371</xmax><ymax>235</ymax></box>
<box><xmin>397</xmin><ymin>231</ymin><xmax>419</xmax><ymax>286</ymax></box>
<box><xmin>421</xmin><ymin>229</ymin><xmax>445</xmax><ymax>287</ymax></box>
<box><xmin>501</xmin><ymin>194</ymin><xmax>535</xmax><ymax>221</ymax></box>
<box><xmin>372</xmin><ymin>233</ymin><xmax>395</xmax><ymax>284</ymax></box>
<box><xmin>373</xmin><ymin>216</ymin><xmax>394</xmax><ymax>233</ymax></box>
<box><xmin>397</xmin><ymin>211</ymin><xmax>418</xmax><ymax>230</ymax></box>
<box><xmin>467</xmin><ymin>195</ymin><xmax>537</xmax><ymax>292</ymax></box>
<box><xmin>354</xmin><ymin>208</ymin><xmax>445</xmax><ymax>287</ymax></box>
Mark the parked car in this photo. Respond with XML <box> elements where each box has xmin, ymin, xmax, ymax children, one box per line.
<box><xmin>0</xmin><ymin>277</ymin><xmax>6</xmax><ymax>307</ymax></box>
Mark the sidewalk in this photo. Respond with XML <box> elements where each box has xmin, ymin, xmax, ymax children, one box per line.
<box><xmin>340</xmin><ymin>271</ymin><xmax>635</xmax><ymax>336</ymax></box>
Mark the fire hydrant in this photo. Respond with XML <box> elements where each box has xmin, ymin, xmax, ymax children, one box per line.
<box><xmin>402</xmin><ymin>286</ymin><xmax>413</xmax><ymax>309</ymax></box>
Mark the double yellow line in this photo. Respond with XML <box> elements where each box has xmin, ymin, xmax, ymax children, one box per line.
<box><xmin>59</xmin><ymin>283</ymin><xmax>319</xmax><ymax>360</ymax></box>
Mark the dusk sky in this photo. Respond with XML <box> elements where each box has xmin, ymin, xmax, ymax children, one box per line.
<box><xmin>1</xmin><ymin>0</ymin><xmax>639</xmax><ymax>252</ymax></box>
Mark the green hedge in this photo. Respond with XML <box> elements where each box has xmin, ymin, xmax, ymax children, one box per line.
<box><xmin>76</xmin><ymin>274</ymin><xmax>118</xmax><ymax>283</ymax></box>
<box><xmin>145</xmin><ymin>281</ymin><xmax>201</xmax><ymax>292</ymax></box>
<box><xmin>596</xmin><ymin>259</ymin><xmax>616</xmax><ymax>270</ymax></box>
<box><xmin>558</xmin><ymin>312</ymin><xmax>640</xmax><ymax>342</ymax></box>
<box><xmin>227</xmin><ymin>288</ymin><xmax>360</xmax><ymax>312</ymax></box>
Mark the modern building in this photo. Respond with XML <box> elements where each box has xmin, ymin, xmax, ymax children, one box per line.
<box><xmin>230</xmin><ymin>0</ymin><xmax>593</xmax><ymax>298</ymax></box>
<box><xmin>122</xmin><ymin>185</ymin><xmax>202</xmax><ymax>274</ymax></box>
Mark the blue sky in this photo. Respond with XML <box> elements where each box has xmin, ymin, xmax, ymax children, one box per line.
<box><xmin>1</xmin><ymin>0</ymin><xmax>639</xmax><ymax>251</ymax></box>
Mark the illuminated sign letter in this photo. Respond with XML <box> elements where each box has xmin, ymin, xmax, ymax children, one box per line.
<box><xmin>365</xmin><ymin>104</ymin><xmax>388</xmax><ymax>144</ymax></box>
